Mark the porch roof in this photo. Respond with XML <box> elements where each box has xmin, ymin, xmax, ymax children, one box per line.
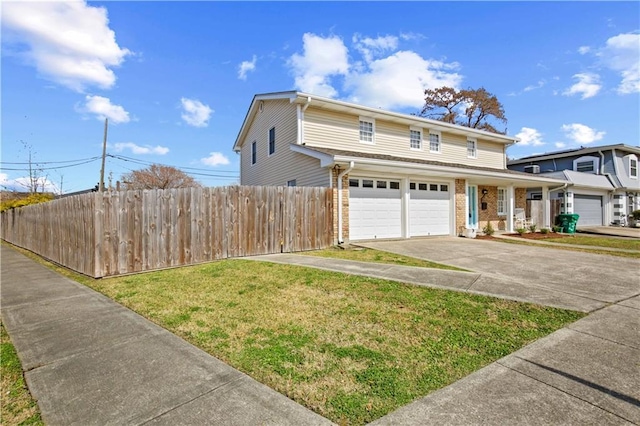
<box><xmin>291</xmin><ymin>145</ymin><xmax>567</xmax><ymax>188</ymax></box>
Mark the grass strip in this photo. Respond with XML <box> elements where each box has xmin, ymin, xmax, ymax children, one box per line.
<box><xmin>545</xmin><ymin>235</ymin><xmax>640</xmax><ymax>250</ymax></box>
<box><xmin>495</xmin><ymin>237</ymin><xmax>640</xmax><ymax>258</ymax></box>
<box><xmin>1</xmin><ymin>322</ymin><xmax>43</xmax><ymax>426</ymax></box>
<box><xmin>300</xmin><ymin>247</ymin><xmax>466</xmax><ymax>271</ymax></box>
<box><xmin>5</xmin><ymin>244</ymin><xmax>584</xmax><ymax>425</ymax></box>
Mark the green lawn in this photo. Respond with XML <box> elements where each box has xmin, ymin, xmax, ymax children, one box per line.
<box><xmin>549</xmin><ymin>235</ymin><xmax>640</xmax><ymax>250</ymax></box>
<box><xmin>300</xmin><ymin>247</ymin><xmax>466</xmax><ymax>271</ymax></box>
<box><xmin>496</xmin><ymin>236</ymin><xmax>640</xmax><ymax>258</ymax></box>
<box><xmin>7</xmin><ymin>245</ymin><xmax>584</xmax><ymax>425</ymax></box>
<box><xmin>1</xmin><ymin>322</ymin><xmax>43</xmax><ymax>426</ymax></box>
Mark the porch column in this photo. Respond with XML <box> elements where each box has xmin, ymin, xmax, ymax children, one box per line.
<box><xmin>401</xmin><ymin>177</ymin><xmax>410</xmax><ymax>238</ymax></box>
<box><xmin>541</xmin><ymin>186</ymin><xmax>550</xmax><ymax>229</ymax></box>
<box><xmin>507</xmin><ymin>185</ymin><xmax>515</xmax><ymax>232</ymax></box>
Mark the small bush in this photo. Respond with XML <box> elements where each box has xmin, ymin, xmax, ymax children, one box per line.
<box><xmin>540</xmin><ymin>228</ymin><xmax>550</xmax><ymax>234</ymax></box>
<box><xmin>516</xmin><ymin>228</ymin><xmax>527</xmax><ymax>235</ymax></box>
<box><xmin>631</xmin><ymin>210</ymin><xmax>640</xmax><ymax>220</ymax></box>
<box><xmin>528</xmin><ymin>224</ymin><xmax>537</xmax><ymax>233</ymax></box>
<box><xmin>482</xmin><ymin>222</ymin><xmax>495</xmax><ymax>236</ymax></box>
<box><xmin>0</xmin><ymin>193</ymin><xmax>54</xmax><ymax>212</ymax></box>
<box><xmin>552</xmin><ymin>225</ymin><xmax>563</xmax><ymax>233</ymax></box>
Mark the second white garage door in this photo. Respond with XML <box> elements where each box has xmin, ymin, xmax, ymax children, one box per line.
<box><xmin>349</xmin><ymin>178</ymin><xmax>401</xmax><ymax>240</ymax></box>
<box><xmin>409</xmin><ymin>182</ymin><xmax>451</xmax><ymax>236</ymax></box>
<box><xmin>573</xmin><ymin>194</ymin><xmax>603</xmax><ymax>226</ymax></box>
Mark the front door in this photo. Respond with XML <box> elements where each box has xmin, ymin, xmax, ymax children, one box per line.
<box><xmin>467</xmin><ymin>185</ymin><xmax>478</xmax><ymax>229</ymax></box>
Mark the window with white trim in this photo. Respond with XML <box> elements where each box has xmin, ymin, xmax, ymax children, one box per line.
<box><xmin>251</xmin><ymin>141</ymin><xmax>257</xmax><ymax>165</ymax></box>
<box><xmin>467</xmin><ymin>138</ymin><xmax>477</xmax><ymax>158</ymax></box>
<box><xmin>627</xmin><ymin>155</ymin><xmax>638</xmax><ymax>179</ymax></box>
<box><xmin>410</xmin><ymin>129</ymin><xmax>422</xmax><ymax>150</ymax></box>
<box><xmin>429</xmin><ymin>132</ymin><xmax>441</xmax><ymax>153</ymax></box>
<box><xmin>497</xmin><ymin>187</ymin><xmax>506</xmax><ymax>215</ymax></box>
<box><xmin>268</xmin><ymin>127</ymin><xmax>275</xmax><ymax>155</ymax></box>
<box><xmin>359</xmin><ymin>118</ymin><xmax>375</xmax><ymax>144</ymax></box>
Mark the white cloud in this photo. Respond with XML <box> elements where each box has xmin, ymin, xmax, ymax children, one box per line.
<box><xmin>200</xmin><ymin>152</ymin><xmax>230</xmax><ymax>166</ymax></box>
<box><xmin>599</xmin><ymin>32</ymin><xmax>640</xmax><ymax>94</ymax></box>
<box><xmin>238</xmin><ymin>55</ymin><xmax>257</xmax><ymax>80</ymax></box>
<box><xmin>1</xmin><ymin>0</ymin><xmax>131</xmax><ymax>92</ymax></box>
<box><xmin>523</xmin><ymin>80</ymin><xmax>545</xmax><ymax>92</ymax></box>
<box><xmin>180</xmin><ymin>98</ymin><xmax>213</xmax><ymax>127</ymax></box>
<box><xmin>555</xmin><ymin>142</ymin><xmax>567</xmax><ymax>149</ymax></box>
<box><xmin>353</xmin><ymin>34</ymin><xmax>398</xmax><ymax>63</ymax></box>
<box><xmin>287</xmin><ymin>33</ymin><xmax>349</xmax><ymax>97</ymax></box>
<box><xmin>0</xmin><ymin>173</ymin><xmax>59</xmax><ymax>194</ymax></box>
<box><xmin>561</xmin><ymin>123</ymin><xmax>605</xmax><ymax>144</ymax></box>
<box><xmin>346</xmin><ymin>51</ymin><xmax>461</xmax><ymax>110</ymax></box>
<box><xmin>563</xmin><ymin>73</ymin><xmax>601</xmax><ymax>99</ymax></box>
<box><xmin>113</xmin><ymin>142</ymin><xmax>169</xmax><ymax>155</ymax></box>
<box><xmin>79</xmin><ymin>95</ymin><xmax>130</xmax><ymax>123</ymax></box>
<box><xmin>577</xmin><ymin>46</ymin><xmax>591</xmax><ymax>55</ymax></box>
<box><xmin>515</xmin><ymin>127</ymin><xmax>545</xmax><ymax>146</ymax></box>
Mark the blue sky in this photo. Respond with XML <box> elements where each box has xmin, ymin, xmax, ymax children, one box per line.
<box><xmin>2</xmin><ymin>1</ymin><xmax>639</xmax><ymax>193</ymax></box>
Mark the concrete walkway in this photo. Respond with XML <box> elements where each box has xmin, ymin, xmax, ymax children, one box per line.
<box><xmin>0</xmin><ymin>245</ymin><xmax>331</xmax><ymax>425</ymax></box>
<box><xmin>492</xmin><ymin>233</ymin><xmax>640</xmax><ymax>253</ymax></box>
<box><xmin>577</xmin><ymin>226</ymin><xmax>640</xmax><ymax>239</ymax></box>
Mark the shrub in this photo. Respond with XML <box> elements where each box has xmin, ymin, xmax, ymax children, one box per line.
<box><xmin>540</xmin><ymin>228</ymin><xmax>550</xmax><ymax>234</ymax></box>
<box><xmin>631</xmin><ymin>210</ymin><xmax>640</xmax><ymax>220</ymax></box>
<box><xmin>528</xmin><ymin>224</ymin><xmax>537</xmax><ymax>233</ymax></box>
<box><xmin>552</xmin><ymin>225</ymin><xmax>563</xmax><ymax>233</ymax></box>
<box><xmin>0</xmin><ymin>193</ymin><xmax>54</xmax><ymax>212</ymax></box>
<box><xmin>482</xmin><ymin>222</ymin><xmax>495</xmax><ymax>236</ymax></box>
<box><xmin>515</xmin><ymin>227</ymin><xmax>527</xmax><ymax>235</ymax></box>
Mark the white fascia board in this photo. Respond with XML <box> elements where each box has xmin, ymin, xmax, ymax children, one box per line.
<box><xmin>331</xmin><ymin>155</ymin><xmax>567</xmax><ymax>185</ymax></box>
<box><xmin>289</xmin><ymin>144</ymin><xmax>336</xmax><ymax>167</ymax></box>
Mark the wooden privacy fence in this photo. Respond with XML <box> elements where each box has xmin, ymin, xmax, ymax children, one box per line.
<box><xmin>527</xmin><ymin>199</ymin><xmax>562</xmax><ymax>226</ymax></box>
<box><xmin>1</xmin><ymin>186</ymin><xmax>334</xmax><ymax>278</ymax></box>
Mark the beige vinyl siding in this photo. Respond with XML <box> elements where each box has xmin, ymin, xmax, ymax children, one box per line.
<box><xmin>240</xmin><ymin>99</ymin><xmax>329</xmax><ymax>187</ymax></box>
<box><xmin>304</xmin><ymin>106</ymin><xmax>505</xmax><ymax>169</ymax></box>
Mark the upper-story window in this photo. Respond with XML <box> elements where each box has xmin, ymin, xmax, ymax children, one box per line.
<box><xmin>410</xmin><ymin>128</ymin><xmax>422</xmax><ymax>150</ymax></box>
<box><xmin>251</xmin><ymin>141</ymin><xmax>257</xmax><ymax>165</ymax></box>
<box><xmin>625</xmin><ymin>154</ymin><xmax>638</xmax><ymax>179</ymax></box>
<box><xmin>467</xmin><ymin>138</ymin><xmax>477</xmax><ymax>158</ymax></box>
<box><xmin>573</xmin><ymin>156</ymin><xmax>599</xmax><ymax>174</ymax></box>
<box><xmin>359</xmin><ymin>117</ymin><xmax>375</xmax><ymax>144</ymax></box>
<box><xmin>429</xmin><ymin>132</ymin><xmax>441</xmax><ymax>153</ymax></box>
<box><xmin>268</xmin><ymin>127</ymin><xmax>275</xmax><ymax>155</ymax></box>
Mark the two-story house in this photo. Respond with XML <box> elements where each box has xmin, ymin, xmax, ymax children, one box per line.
<box><xmin>508</xmin><ymin>144</ymin><xmax>640</xmax><ymax>226</ymax></box>
<box><xmin>233</xmin><ymin>91</ymin><xmax>565</xmax><ymax>243</ymax></box>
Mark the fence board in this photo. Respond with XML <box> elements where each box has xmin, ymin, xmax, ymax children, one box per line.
<box><xmin>1</xmin><ymin>185</ymin><xmax>333</xmax><ymax>277</ymax></box>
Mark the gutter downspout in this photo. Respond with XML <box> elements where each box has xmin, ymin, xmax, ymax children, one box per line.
<box><xmin>296</xmin><ymin>97</ymin><xmax>312</xmax><ymax>145</ymax></box>
<box><xmin>599</xmin><ymin>149</ymin><xmax>618</xmax><ymax>225</ymax></box>
<box><xmin>337</xmin><ymin>161</ymin><xmax>355</xmax><ymax>244</ymax></box>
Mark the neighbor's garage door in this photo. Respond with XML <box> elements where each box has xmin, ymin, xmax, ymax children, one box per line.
<box><xmin>349</xmin><ymin>178</ymin><xmax>401</xmax><ymax>240</ymax></box>
<box><xmin>574</xmin><ymin>194</ymin><xmax>603</xmax><ymax>226</ymax></box>
<box><xmin>409</xmin><ymin>181</ymin><xmax>450</xmax><ymax>236</ymax></box>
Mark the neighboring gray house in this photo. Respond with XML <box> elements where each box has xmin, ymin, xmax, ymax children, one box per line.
<box><xmin>508</xmin><ymin>144</ymin><xmax>640</xmax><ymax>226</ymax></box>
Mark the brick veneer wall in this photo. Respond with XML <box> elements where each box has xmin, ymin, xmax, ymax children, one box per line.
<box><xmin>478</xmin><ymin>186</ymin><xmax>508</xmax><ymax>232</ymax></box>
<box><xmin>332</xmin><ymin>169</ymin><xmax>349</xmax><ymax>244</ymax></box>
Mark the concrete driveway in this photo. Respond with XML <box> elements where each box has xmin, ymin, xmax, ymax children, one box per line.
<box><xmin>358</xmin><ymin>237</ymin><xmax>640</xmax><ymax>312</ymax></box>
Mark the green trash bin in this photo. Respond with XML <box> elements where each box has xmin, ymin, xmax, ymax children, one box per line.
<box><xmin>555</xmin><ymin>214</ymin><xmax>579</xmax><ymax>234</ymax></box>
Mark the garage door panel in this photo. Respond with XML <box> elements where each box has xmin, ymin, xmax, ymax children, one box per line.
<box><xmin>349</xmin><ymin>178</ymin><xmax>401</xmax><ymax>241</ymax></box>
<box><xmin>409</xmin><ymin>185</ymin><xmax>450</xmax><ymax>236</ymax></box>
<box><xmin>574</xmin><ymin>195</ymin><xmax>603</xmax><ymax>227</ymax></box>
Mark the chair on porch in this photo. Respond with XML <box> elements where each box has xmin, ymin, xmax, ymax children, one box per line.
<box><xmin>514</xmin><ymin>208</ymin><xmax>532</xmax><ymax>229</ymax></box>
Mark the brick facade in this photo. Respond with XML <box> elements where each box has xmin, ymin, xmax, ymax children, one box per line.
<box><xmin>331</xmin><ymin>168</ymin><xmax>350</xmax><ymax>244</ymax></box>
<box><xmin>454</xmin><ymin>179</ymin><xmax>467</xmax><ymax>236</ymax></box>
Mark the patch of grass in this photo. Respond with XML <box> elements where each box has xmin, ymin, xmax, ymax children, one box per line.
<box><xmin>1</xmin><ymin>322</ymin><xmax>43</xmax><ymax>426</ymax></box>
<box><xmin>548</xmin><ymin>235</ymin><xmax>640</xmax><ymax>250</ymax></box>
<box><xmin>495</xmin><ymin>237</ymin><xmax>640</xmax><ymax>258</ymax></box>
<box><xmin>301</xmin><ymin>247</ymin><xmax>465</xmax><ymax>271</ymax></box>
<box><xmin>5</xmin><ymin>244</ymin><xmax>584</xmax><ymax>425</ymax></box>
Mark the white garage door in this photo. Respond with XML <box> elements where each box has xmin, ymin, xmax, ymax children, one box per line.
<box><xmin>349</xmin><ymin>178</ymin><xmax>401</xmax><ymax>240</ymax></box>
<box><xmin>574</xmin><ymin>194</ymin><xmax>603</xmax><ymax>226</ymax></box>
<box><xmin>409</xmin><ymin>182</ymin><xmax>451</xmax><ymax>236</ymax></box>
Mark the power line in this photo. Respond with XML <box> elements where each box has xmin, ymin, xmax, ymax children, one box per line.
<box><xmin>0</xmin><ymin>157</ymin><xmax>101</xmax><ymax>171</ymax></box>
<box><xmin>108</xmin><ymin>154</ymin><xmax>238</xmax><ymax>174</ymax></box>
<box><xmin>0</xmin><ymin>156</ymin><xmax>102</xmax><ymax>165</ymax></box>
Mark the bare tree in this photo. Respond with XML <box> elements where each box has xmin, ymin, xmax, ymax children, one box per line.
<box><xmin>121</xmin><ymin>164</ymin><xmax>201</xmax><ymax>190</ymax></box>
<box><xmin>420</xmin><ymin>87</ymin><xmax>507</xmax><ymax>134</ymax></box>
<box><xmin>18</xmin><ymin>141</ymin><xmax>48</xmax><ymax>193</ymax></box>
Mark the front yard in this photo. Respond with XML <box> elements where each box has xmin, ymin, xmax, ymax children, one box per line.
<box><xmin>20</xmin><ymin>249</ymin><xmax>584</xmax><ymax>425</ymax></box>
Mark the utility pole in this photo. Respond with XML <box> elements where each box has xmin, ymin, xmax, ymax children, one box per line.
<box><xmin>99</xmin><ymin>118</ymin><xmax>108</xmax><ymax>192</ymax></box>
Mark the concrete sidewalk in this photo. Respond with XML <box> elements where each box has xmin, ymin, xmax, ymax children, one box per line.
<box><xmin>0</xmin><ymin>245</ymin><xmax>332</xmax><ymax>425</ymax></box>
